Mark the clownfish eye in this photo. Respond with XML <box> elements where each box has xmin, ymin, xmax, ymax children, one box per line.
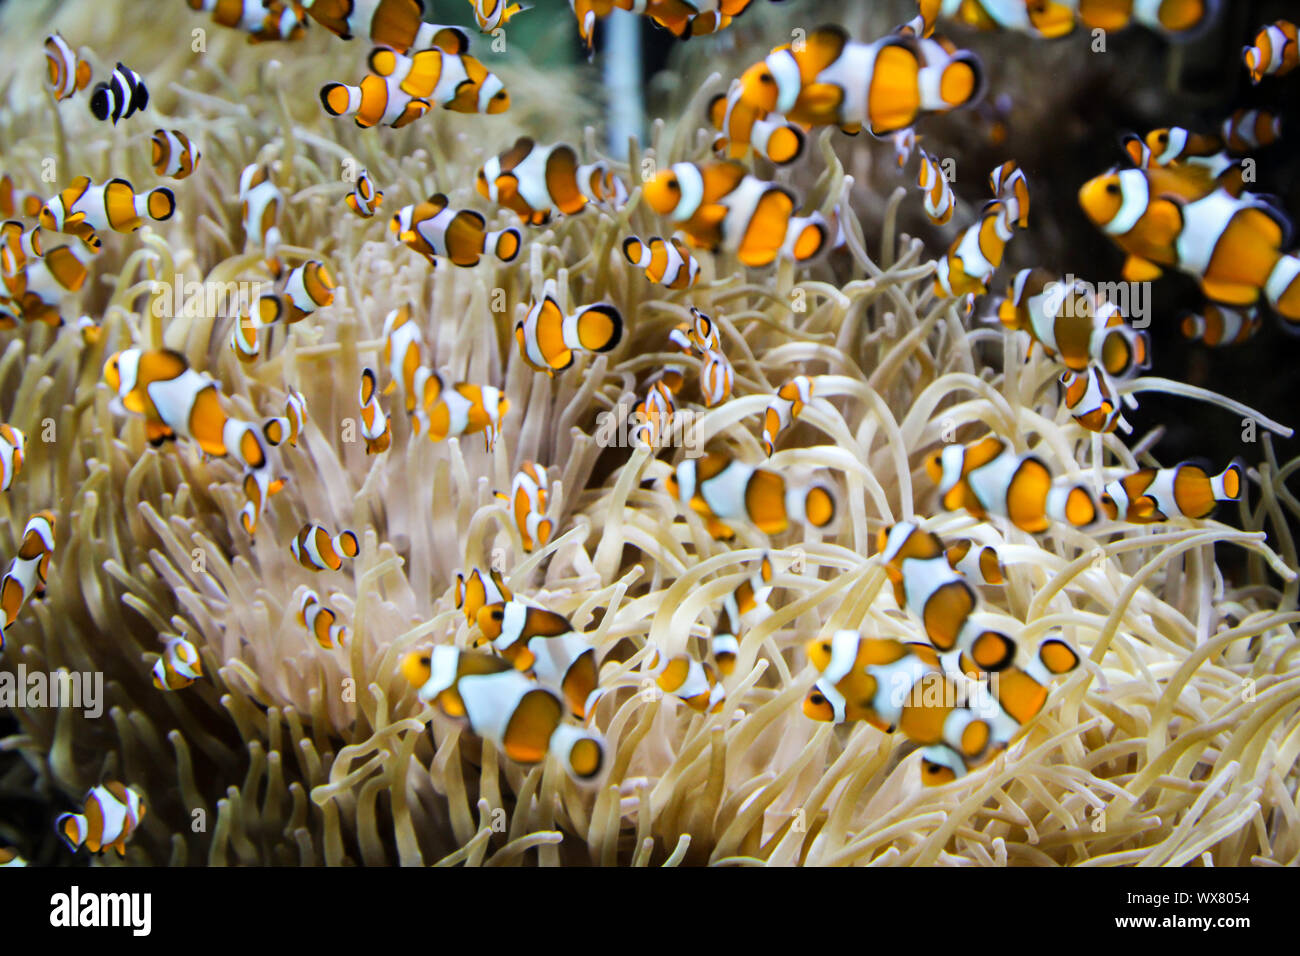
<box><xmin>820</xmin><ymin>642</ymin><xmax>831</xmax><ymax>654</ymax></box>
<box><xmin>809</xmin><ymin>692</ymin><xmax>825</xmax><ymax>705</ymax></box>
<box><xmin>420</xmin><ymin>655</ymin><xmax>430</xmax><ymax>666</ymax></box>
<box><xmin>492</xmin><ymin>609</ymin><xmax>504</xmax><ymax>620</ymax></box>
<box><xmin>759</xmin><ymin>72</ymin><xmax>774</xmax><ymax>85</ymax></box>
<box><xmin>1156</xmin><ymin>132</ymin><xmax>1168</xmax><ymax>143</ymax></box>
<box><xmin>1106</xmin><ymin>182</ymin><xmax>1121</xmax><ymax>195</ymax></box>
<box><xmin>667</xmin><ymin>179</ymin><xmax>681</xmax><ymax>193</ymax></box>
<box><xmin>493</xmin><ymin>91</ymin><xmax>506</xmax><ymax>100</ymax></box>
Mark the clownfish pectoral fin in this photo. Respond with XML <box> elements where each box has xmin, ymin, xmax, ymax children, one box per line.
<box><xmin>1121</xmin><ymin>256</ymin><xmax>1162</xmax><ymax>282</ymax></box>
<box><xmin>1199</xmin><ymin>278</ymin><xmax>1262</xmax><ymax>307</ymax></box>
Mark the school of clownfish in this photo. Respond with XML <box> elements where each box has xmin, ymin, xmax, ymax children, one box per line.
<box><xmin>0</xmin><ymin>0</ymin><xmax>1294</xmax><ymax>861</ymax></box>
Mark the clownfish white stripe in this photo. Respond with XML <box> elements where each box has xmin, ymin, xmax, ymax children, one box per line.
<box><xmin>1106</xmin><ymin>169</ymin><xmax>1150</xmax><ymax>236</ymax></box>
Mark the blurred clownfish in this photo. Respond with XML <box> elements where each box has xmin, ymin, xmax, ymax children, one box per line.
<box><xmin>925</xmin><ymin>435</ymin><xmax>1098</xmax><ymax>532</ymax></box>
<box><xmin>0</xmin><ymin>424</ymin><xmax>25</xmax><ymax>491</ymax></box>
<box><xmin>0</xmin><ymin>847</ymin><xmax>25</xmax><ymax>866</ymax></box>
<box><xmin>1100</xmin><ymin>460</ymin><xmax>1243</xmax><ymax>523</ymax></box>
<box><xmin>1122</xmin><ymin>127</ymin><xmax>1242</xmax><ymax>197</ymax></box>
<box><xmin>1245</xmin><ymin>20</ymin><xmax>1298</xmax><ymax>84</ymax></box>
<box><xmin>476</xmin><ymin>137</ymin><xmax>625</xmax><ymax>226</ymax></box>
<box><xmin>475</xmin><ymin>600</ymin><xmax>600</xmax><ymax>720</ymax></box>
<box><xmin>737</xmin><ymin>25</ymin><xmax>983</xmax><ymax>137</ymax></box>
<box><xmin>0</xmin><ymin>174</ymin><xmax>43</xmax><ymax>220</ymax></box>
<box><xmin>922</xmin><ymin>0</ymin><xmax>1218</xmax><ymax>41</ymax></box>
<box><xmin>762</xmin><ymin>375</ymin><xmax>813</xmax><ymax>456</ymax></box>
<box><xmin>0</xmin><ymin>239</ymin><xmax>94</xmax><ymax>327</ymax></box>
<box><xmin>645</xmin><ymin>644</ymin><xmax>725</xmax><ymax>713</ymax></box>
<box><xmin>290</xmin><ymin>523</ymin><xmax>359</xmax><ymax>572</ymax></box>
<box><xmin>667</xmin><ymin>453</ymin><xmax>837</xmax><ymax>540</ymax></box>
<box><xmin>412</xmin><ymin>369</ymin><xmax>509</xmax><ymax>450</ymax></box>
<box><xmin>41</xmin><ymin>176</ymin><xmax>175</xmax><ymax>240</ymax></box>
<box><xmin>455</xmin><ymin>566</ymin><xmax>512</xmax><ymax>623</ymax></box>
<box><xmin>1221</xmin><ymin>109</ymin><xmax>1282</xmax><ymax>155</ymax></box>
<box><xmin>0</xmin><ymin>221</ymin><xmax>50</xmax><ymax>278</ymax></box>
<box><xmin>699</xmin><ymin>349</ymin><xmax>733</xmax><ymax>408</ymax></box>
<box><xmin>469</xmin><ymin>0</ymin><xmax>530</xmax><ymax>31</ymax></box>
<box><xmin>401</xmin><ymin>646</ymin><xmax>606</xmax><ymax>782</ymax></box>
<box><xmin>570</xmin><ymin>0</ymin><xmax>752</xmax><ymax>53</ymax></box>
<box><xmin>238</xmin><ymin>162</ymin><xmax>283</xmax><ymax>274</ymax></box>
<box><xmin>934</xmin><ymin>199</ymin><xmax>1017</xmax><ymax>297</ymax></box>
<box><xmin>1181</xmin><ymin>303</ymin><xmax>1261</xmax><ymax>347</ymax></box>
<box><xmin>304</xmin><ymin>0</ymin><xmax>470</xmax><ymax>54</ymax></box>
<box><xmin>641</xmin><ymin>160</ymin><xmax>829</xmax><ymax>267</ymax></box>
<box><xmin>515</xmin><ymin>277</ymin><xmax>623</xmax><ymax>375</ymax></box>
<box><xmin>359</xmin><ymin>368</ymin><xmax>392</xmax><ymax>454</ymax></box>
<box><xmin>255</xmin><ymin>259</ymin><xmax>337</xmax><ymax>325</ymax></box>
<box><xmin>300</xmin><ymin>588</ymin><xmax>348</xmax><ymax>648</ymax></box>
<box><xmin>346</xmin><ymin>168</ymin><xmax>383</xmax><ymax>218</ymax></box>
<box><xmin>261</xmin><ymin>387</ymin><xmax>308</xmax><ymax>448</ymax></box>
<box><xmin>1078</xmin><ymin>166</ymin><xmax>1300</xmax><ymax>328</ymax></box>
<box><xmin>89</xmin><ymin>62</ymin><xmax>148</xmax><ymax>124</ymax></box>
<box><xmin>633</xmin><ymin>366</ymin><xmax>685</xmax><ymax>450</ymax></box>
<box><xmin>57</xmin><ymin>783</ymin><xmax>145</xmax><ymax>856</ymax></box>
<box><xmin>152</xmin><ymin>634</ymin><xmax>203</xmax><ymax>690</ymax></box>
<box><xmin>390</xmin><ymin>193</ymin><xmax>521</xmax><ymax>268</ymax></box>
<box><xmin>1061</xmin><ymin>364</ymin><xmax>1132</xmax><ymax>435</ymax></box>
<box><xmin>988</xmin><ymin>160</ymin><xmax>1029</xmax><ymax>229</ymax></box>
<box><xmin>43</xmin><ymin>33</ymin><xmax>91</xmax><ymax>101</ymax></box>
<box><xmin>892</xmin><ymin>128</ymin><xmax>917</xmax><ymax>170</ymax></box>
<box><xmin>944</xmin><ymin>536</ymin><xmax>1005</xmax><ymax>586</ymax></box>
<box><xmin>622</xmin><ymin>235</ymin><xmax>700</xmax><ymax>289</ymax></box>
<box><xmin>917</xmin><ymin>149</ymin><xmax>955</xmax><ymax>225</ymax></box>
<box><xmin>0</xmin><ymin>511</ymin><xmax>54</xmax><ymax>637</ymax></box>
<box><xmin>151</xmin><ymin>129</ymin><xmax>201</xmax><ymax>180</ymax></box>
<box><xmin>380</xmin><ymin>304</ymin><xmax>424</xmax><ymax>413</ymax></box>
<box><xmin>875</xmin><ymin>522</ymin><xmax>1016</xmax><ymax>674</ymax></box>
<box><xmin>186</xmin><ymin>0</ymin><xmax>309</xmax><ymax>42</ymax></box>
<box><xmin>707</xmin><ymin>78</ymin><xmax>805</xmax><ymax>166</ymax></box>
<box><xmin>496</xmin><ymin>461</ymin><xmax>552</xmax><ymax>553</ymax></box>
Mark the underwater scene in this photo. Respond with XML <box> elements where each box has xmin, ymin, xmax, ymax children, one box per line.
<box><xmin>0</xmin><ymin>0</ymin><xmax>1297</xmax><ymax>870</ymax></box>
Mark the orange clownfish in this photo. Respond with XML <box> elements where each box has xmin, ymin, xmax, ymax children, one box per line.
<box><xmin>645</xmin><ymin>645</ymin><xmax>725</xmax><ymax>713</ymax></box>
<box><xmin>151</xmin><ymin>129</ymin><xmax>201</xmax><ymax>180</ymax></box>
<box><xmin>300</xmin><ymin>588</ymin><xmax>348</xmax><ymax>648</ymax></box>
<box><xmin>238</xmin><ymin>162</ymin><xmax>283</xmax><ymax>273</ymax></box>
<box><xmin>43</xmin><ymin>33</ymin><xmax>91</xmax><ymax>101</ymax></box>
<box><xmin>0</xmin><ymin>174</ymin><xmax>43</xmax><ymax>220</ymax></box>
<box><xmin>762</xmin><ymin>375</ymin><xmax>813</xmax><ymax>456</ymax></box>
<box><xmin>496</xmin><ymin>461</ymin><xmax>552</xmax><ymax>553</ymax></box>
<box><xmin>476</xmin><ymin>137</ymin><xmax>626</xmax><ymax>226</ymax></box>
<box><xmin>57</xmin><ymin>783</ymin><xmax>146</xmax><ymax>856</ymax></box>
<box><xmin>917</xmin><ymin>149</ymin><xmax>955</xmax><ymax>225</ymax></box>
<box><xmin>671</xmin><ymin>305</ymin><xmax>722</xmax><ymax>353</ymax></box>
<box><xmin>470</xmin><ymin>0</ymin><xmax>530</xmax><ymax>32</ymax></box>
<box><xmin>455</xmin><ymin>566</ymin><xmax>512</xmax><ymax>623</ymax></box>
<box><xmin>944</xmin><ymin>536</ymin><xmax>1005</xmax><ymax>586</ymax></box>
<box><xmin>238</xmin><ymin>464</ymin><xmax>287</xmax><ymax>538</ymax></box>
<box><xmin>633</xmin><ymin>366</ymin><xmax>685</xmax><ymax>450</ymax></box>
<box><xmin>475</xmin><ymin>600</ymin><xmax>600</xmax><ymax>720</ymax></box>
<box><xmin>1221</xmin><ymin>109</ymin><xmax>1282</xmax><ymax>155</ymax></box>
<box><xmin>667</xmin><ymin>453</ymin><xmax>837</xmax><ymax>540</ymax></box>
<box><xmin>699</xmin><ymin>349</ymin><xmax>734</xmax><ymax>408</ymax></box>
<box><xmin>0</xmin><ymin>221</ymin><xmax>49</xmax><ymax>279</ymax></box>
<box><xmin>1100</xmin><ymin>460</ymin><xmax>1243</xmax><ymax>523</ymax></box>
<box><xmin>934</xmin><ymin>199</ymin><xmax>1017</xmax><ymax>297</ymax></box>
<box><xmin>1181</xmin><ymin>303</ymin><xmax>1261</xmax><ymax>347</ymax></box>
<box><xmin>1122</xmin><ymin>126</ymin><xmax>1243</xmax><ymax>197</ymax></box>
<box><xmin>290</xmin><ymin>523</ymin><xmax>359</xmax><ymax>572</ymax></box>
<box><xmin>187</xmin><ymin>0</ymin><xmax>309</xmax><ymax>42</ymax></box>
<box><xmin>346</xmin><ymin>168</ymin><xmax>383</xmax><ymax>218</ymax></box>
<box><xmin>515</xmin><ymin>278</ymin><xmax>623</xmax><ymax>375</ymax></box>
<box><xmin>0</xmin><ymin>239</ymin><xmax>94</xmax><ymax>327</ymax></box>
<box><xmin>0</xmin><ymin>424</ymin><xmax>25</xmax><ymax>491</ymax></box>
<box><xmin>0</xmin><ymin>847</ymin><xmax>26</xmax><ymax>866</ymax></box>
<box><xmin>255</xmin><ymin>260</ymin><xmax>337</xmax><ymax>325</ymax></box>
<box><xmin>40</xmin><ymin>176</ymin><xmax>175</xmax><ymax>241</ymax></box>
<box><xmin>893</xmin><ymin>128</ymin><xmax>918</xmax><ymax>170</ymax></box>
<box><xmin>401</xmin><ymin>646</ymin><xmax>606</xmax><ymax>782</ymax></box>
<box><xmin>570</xmin><ymin>0</ymin><xmax>752</xmax><ymax>53</ymax></box>
<box><xmin>712</xmin><ymin>551</ymin><xmax>776</xmax><ymax>674</ymax></box>
<box><xmin>1078</xmin><ymin>167</ymin><xmax>1300</xmax><ymax>328</ymax></box>
<box><xmin>737</xmin><ymin>25</ymin><xmax>983</xmax><ymax>137</ymax></box>
<box><xmin>1060</xmin><ymin>364</ymin><xmax>1131</xmax><ymax>434</ymax></box>
<box><xmin>390</xmin><ymin>194</ymin><xmax>521</xmax><ymax>268</ymax></box>
<box><xmin>381</xmin><ymin>304</ymin><xmax>424</xmax><ymax>414</ymax></box>
<box><xmin>707</xmin><ymin>79</ymin><xmax>805</xmax><ymax>166</ymax></box>
<box><xmin>412</xmin><ymin>370</ymin><xmax>509</xmax><ymax>450</ymax></box>
<box><xmin>1</xmin><ymin>511</ymin><xmax>54</xmax><ymax>637</ymax></box>
<box><xmin>1245</xmin><ymin>20</ymin><xmax>1298</xmax><ymax>84</ymax></box>
<box><xmin>622</xmin><ymin>235</ymin><xmax>700</xmax><ymax>289</ymax></box>
<box><xmin>152</xmin><ymin>634</ymin><xmax>203</xmax><ymax>690</ymax></box>
<box><xmin>321</xmin><ymin>45</ymin><xmax>508</xmax><ymax>128</ymax></box>
<box><xmin>359</xmin><ymin>367</ymin><xmax>391</xmax><ymax>454</ymax></box>
<box><xmin>926</xmin><ymin>435</ymin><xmax>1098</xmax><ymax>532</ymax></box>
<box><xmin>988</xmin><ymin>160</ymin><xmax>1029</xmax><ymax>229</ymax></box>
<box><xmin>305</xmin><ymin>0</ymin><xmax>469</xmax><ymax>54</ymax></box>
<box><xmin>924</xmin><ymin>0</ymin><xmax>1218</xmax><ymax>41</ymax></box>
<box><xmin>261</xmin><ymin>387</ymin><xmax>308</xmax><ymax>448</ymax></box>
<box><xmin>642</xmin><ymin>160</ymin><xmax>829</xmax><ymax>267</ymax></box>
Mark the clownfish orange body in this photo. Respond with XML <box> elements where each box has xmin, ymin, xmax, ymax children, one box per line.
<box><xmin>152</xmin><ymin>635</ymin><xmax>203</xmax><ymax>690</ymax></box>
<box><xmin>359</xmin><ymin>368</ymin><xmax>392</xmax><ymax>454</ymax></box>
<box><xmin>300</xmin><ymin>588</ymin><xmax>348</xmax><ymax>648</ymax></box>
<box><xmin>412</xmin><ymin>370</ymin><xmax>509</xmax><ymax>451</ymax></box>
<box><xmin>622</xmin><ymin>235</ymin><xmax>700</xmax><ymax>289</ymax></box>
<box><xmin>515</xmin><ymin>278</ymin><xmax>623</xmax><ymax>375</ymax></box>
<box><xmin>707</xmin><ymin>78</ymin><xmax>805</xmax><ymax>166</ymax></box>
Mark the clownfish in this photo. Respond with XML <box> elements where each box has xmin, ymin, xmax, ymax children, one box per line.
<box><xmin>934</xmin><ymin>199</ymin><xmax>1017</xmax><ymax>297</ymax></box>
<box><xmin>1</xmin><ymin>511</ymin><xmax>54</xmax><ymax>636</ymax></box>
<box><xmin>475</xmin><ymin>600</ymin><xmax>600</xmax><ymax>720</ymax></box>
<box><xmin>0</xmin><ymin>848</ymin><xmax>25</xmax><ymax>866</ymax></box>
<box><xmin>926</xmin><ymin>435</ymin><xmax>1098</xmax><ymax>532</ymax></box>
<box><xmin>570</xmin><ymin>0</ymin><xmax>752</xmax><ymax>52</ymax></box>
<box><xmin>641</xmin><ymin>160</ymin><xmax>829</xmax><ymax>267</ymax></box>
<box><xmin>56</xmin><ymin>783</ymin><xmax>145</xmax><ymax>856</ymax></box>
<box><xmin>1245</xmin><ymin>20</ymin><xmax>1298</xmax><ymax>84</ymax></box>
<box><xmin>921</xmin><ymin>0</ymin><xmax>1218</xmax><ymax>41</ymax></box>
<box><xmin>0</xmin><ymin>221</ymin><xmax>50</xmax><ymax>277</ymax></box>
<box><xmin>622</xmin><ymin>235</ymin><xmax>701</xmax><ymax>289</ymax></box>
<box><xmin>476</xmin><ymin>137</ymin><xmax>627</xmax><ymax>226</ymax></box>
<box><xmin>1123</xmin><ymin>127</ymin><xmax>1243</xmax><ymax>197</ymax></box>
<box><xmin>997</xmin><ymin>268</ymin><xmax>1151</xmax><ymax>378</ymax></box>
<box><xmin>238</xmin><ymin>163</ymin><xmax>283</xmax><ymax>273</ymax></box>
<box><xmin>707</xmin><ymin>79</ymin><xmax>805</xmax><ymax>166</ymax></box>
<box><xmin>1100</xmin><ymin>460</ymin><xmax>1243</xmax><ymax>523</ymax></box>
<box><xmin>893</xmin><ymin>128</ymin><xmax>918</xmax><ymax>170</ymax></box>
<box><xmin>390</xmin><ymin>194</ymin><xmax>521</xmax><ymax>268</ymax></box>
<box><xmin>255</xmin><ymin>260</ymin><xmax>337</xmax><ymax>324</ymax></box>
<box><xmin>346</xmin><ymin>168</ymin><xmax>383</xmax><ymax>218</ymax></box>
<box><xmin>1</xmin><ymin>240</ymin><xmax>95</xmax><ymax>327</ymax></box>
<box><xmin>1078</xmin><ymin>167</ymin><xmax>1300</xmax><ymax>327</ymax></box>
<box><xmin>515</xmin><ymin>278</ymin><xmax>623</xmax><ymax>375</ymax></box>
<box><xmin>41</xmin><ymin>176</ymin><xmax>175</xmax><ymax>240</ymax></box>
<box><xmin>699</xmin><ymin>349</ymin><xmax>734</xmax><ymax>408</ymax></box>
<box><xmin>238</xmin><ymin>464</ymin><xmax>287</xmax><ymax>537</ymax></box>
<box><xmin>762</xmin><ymin>375</ymin><xmax>813</xmax><ymax>456</ymax></box>
<box><xmin>229</xmin><ymin>305</ymin><xmax>263</xmax><ymax>364</ymax></box>
<box><xmin>261</xmin><ymin>387</ymin><xmax>308</xmax><ymax>448</ymax></box>
<box><xmin>0</xmin><ymin>175</ymin><xmax>43</xmax><ymax>220</ymax></box>
<box><xmin>1221</xmin><ymin>109</ymin><xmax>1282</xmax><ymax>155</ymax></box>
<box><xmin>380</xmin><ymin>304</ymin><xmax>424</xmax><ymax>413</ymax></box>
<box><xmin>875</xmin><ymin>522</ymin><xmax>1016</xmax><ymax>674</ymax></box>
<box><xmin>1181</xmin><ymin>303</ymin><xmax>1261</xmax><ymax>347</ymax></box>
<box><xmin>290</xmin><ymin>524</ymin><xmax>359</xmax><ymax>572</ymax></box>
<box><xmin>304</xmin><ymin>0</ymin><xmax>470</xmax><ymax>54</ymax></box>
<box><xmin>917</xmin><ymin>149</ymin><xmax>955</xmax><ymax>225</ymax></box>
<box><xmin>413</xmin><ymin>370</ymin><xmax>509</xmax><ymax>450</ymax></box>
<box><xmin>737</xmin><ymin>25</ymin><xmax>983</xmax><ymax>137</ymax></box>
<box><xmin>988</xmin><ymin>160</ymin><xmax>1030</xmax><ymax>229</ymax></box>
<box><xmin>944</xmin><ymin>536</ymin><xmax>1005</xmax><ymax>586</ymax></box>
<box><xmin>633</xmin><ymin>366</ymin><xmax>685</xmax><ymax>449</ymax></box>
<box><xmin>455</xmin><ymin>567</ymin><xmax>512</xmax><ymax>623</ymax></box>
<box><xmin>299</xmin><ymin>588</ymin><xmax>348</xmax><ymax>648</ymax></box>
<box><xmin>0</xmin><ymin>424</ymin><xmax>25</xmax><ymax>491</ymax></box>
<box><xmin>671</xmin><ymin>305</ymin><xmax>722</xmax><ymax>353</ymax></box>
<box><xmin>151</xmin><ymin>129</ymin><xmax>201</xmax><ymax>180</ymax></box>
<box><xmin>803</xmin><ymin>630</ymin><xmax>1079</xmax><ymax>784</ymax></box>
<box><xmin>645</xmin><ymin>645</ymin><xmax>725</xmax><ymax>713</ymax></box>
<box><xmin>359</xmin><ymin>367</ymin><xmax>391</xmax><ymax>454</ymax></box>
<box><xmin>1061</xmin><ymin>364</ymin><xmax>1131</xmax><ymax>434</ymax></box>
<box><xmin>496</xmin><ymin>462</ymin><xmax>552</xmax><ymax>553</ymax></box>
<box><xmin>401</xmin><ymin>646</ymin><xmax>606</xmax><ymax>782</ymax></box>
<box><xmin>711</xmin><ymin>552</ymin><xmax>776</xmax><ymax>674</ymax></box>
<box><xmin>43</xmin><ymin>33</ymin><xmax>91</xmax><ymax>101</ymax></box>
<box><xmin>187</xmin><ymin>0</ymin><xmax>309</xmax><ymax>42</ymax></box>
<box><xmin>89</xmin><ymin>62</ymin><xmax>148</xmax><ymax>124</ymax></box>
<box><xmin>667</xmin><ymin>453</ymin><xmax>837</xmax><ymax>540</ymax></box>
<box><xmin>152</xmin><ymin>634</ymin><xmax>203</xmax><ymax>690</ymax></box>
<box><xmin>470</xmin><ymin>0</ymin><xmax>530</xmax><ymax>31</ymax></box>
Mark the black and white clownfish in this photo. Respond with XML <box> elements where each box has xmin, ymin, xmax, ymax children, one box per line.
<box><xmin>1245</xmin><ymin>19</ymin><xmax>1298</xmax><ymax>84</ymax></box>
<box><xmin>645</xmin><ymin>644</ymin><xmax>726</xmax><ymax>713</ymax></box>
<box><xmin>43</xmin><ymin>33</ymin><xmax>91</xmax><ymax>101</ymax></box>
<box><xmin>187</xmin><ymin>0</ymin><xmax>310</xmax><ymax>42</ymax></box>
<box><xmin>0</xmin><ymin>424</ymin><xmax>25</xmax><ymax>491</ymax></box>
<box><xmin>238</xmin><ymin>162</ymin><xmax>283</xmax><ymax>273</ymax></box>
<box><xmin>707</xmin><ymin>78</ymin><xmax>805</xmax><ymax>166</ymax></box>
<box><xmin>299</xmin><ymin>588</ymin><xmax>348</xmax><ymax>648</ymax></box>
<box><xmin>41</xmin><ymin>176</ymin><xmax>175</xmax><ymax>242</ymax></box>
<box><xmin>1060</xmin><ymin>364</ymin><xmax>1132</xmax><ymax>434</ymax></box>
<box><xmin>290</xmin><ymin>524</ymin><xmax>359</xmax><ymax>572</ymax></box>
<box><xmin>1100</xmin><ymin>460</ymin><xmax>1243</xmax><ymax>523</ymax></box>
<box><xmin>916</xmin><ymin>0</ymin><xmax>1219</xmax><ymax>41</ymax></box>
<box><xmin>633</xmin><ymin>365</ymin><xmax>685</xmax><ymax>449</ymax></box>
<box><xmin>56</xmin><ymin>783</ymin><xmax>146</xmax><ymax>856</ymax></box>
<box><xmin>475</xmin><ymin>600</ymin><xmax>600</xmax><ymax>720</ymax></box>
<box><xmin>925</xmin><ymin>435</ymin><xmax>1098</xmax><ymax>532</ymax></box>
<box><xmin>476</xmin><ymin>137</ymin><xmax>627</xmax><ymax>226</ymax></box>
<box><xmin>151</xmin><ymin>129</ymin><xmax>201</xmax><ymax>180</ymax></box>
<box><xmin>496</xmin><ymin>462</ymin><xmax>552</xmax><ymax>553</ymax></box>
<box><xmin>345</xmin><ymin>168</ymin><xmax>383</xmax><ymax>218</ymax></box>
<box><xmin>359</xmin><ymin>367</ymin><xmax>391</xmax><ymax>454</ymax></box>
<box><xmin>238</xmin><ymin>465</ymin><xmax>287</xmax><ymax>537</ymax></box>
<box><xmin>762</xmin><ymin>375</ymin><xmax>813</xmax><ymax>456</ymax></box>
<box><xmin>667</xmin><ymin>453</ymin><xmax>837</xmax><ymax>540</ymax></box>
<box><xmin>152</xmin><ymin>634</ymin><xmax>203</xmax><ymax>690</ymax></box>
<box><xmin>390</xmin><ymin>194</ymin><xmax>521</xmax><ymax>268</ymax></box>
<box><xmin>1</xmin><ymin>511</ymin><xmax>54</xmax><ymax>637</ymax></box>
<box><xmin>641</xmin><ymin>160</ymin><xmax>829</xmax><ymax>267</ymax></box>
<box><xmin>401</xmin><ymin>646</ymin><xmax>606</xmax><ymax>782</ymax></box>
<box><xmin>89</xmin><ymin>62</ymin><xmax>148</xmax><ymax>124</ymax></box>
<box><xmin>469</xmin><ymin>0</ymin><xmax>530</xmax><ymax>32</ymax></box>
<box><xmin>1180</xmin><ymin>303</ymin><xmax>1261</xmax><ymax>347</ymax></box>
<box><xmin>305</xmin><ymin>0</ymin><xmax>470</xmax><ymax>53</ymax></box>
<box><xmin>380</xmin><ymin>304</ymin><xmax>424</xmax><ymax>414</ymax></box>
<box><xmin>412</xmin><ymin>370</ymin><xmax>509</xmax><ymax>450</ymax></box>
<box><xmin>455</xmin><ymin>566</ymin><xmax>513</xmax><ymax>623</ymax></box>
<box><xmin>515</xmin><ymin>277</ymin><xmax>622</xmax><ymax>375</ymax></box>
<box><xmin>622</xmin><ymin>235</ymin><xmax>701</xmax><ymax>289</ymax></box>
<box><xmin>917</xmin><ymin>149</ymin><xmax>955</xmax><ymax>225</ymax></box>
